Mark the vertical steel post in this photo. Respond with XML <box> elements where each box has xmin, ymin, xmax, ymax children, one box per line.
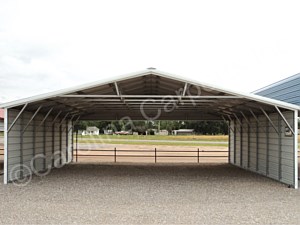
<box><xmin>256</xmin><ymin>118</ymin><xmax>259</xmax><ymax>172</ymax></box>
<box><xmin>278</xmin><ymin>114</ymin><xmax>282</xmax><ymax>181</ymax></box>
<box><xmin>33</xmin><ymin>119</ymin><xmax>36</xmax><ymax>170</ymax></box>
<box><xmin>4</xmin><ymin>109</ymin><xmax>8</xmax><ymax>184</ymax></box>
<box><xmin>197</xmin><ymin>148</ymin><xmax>199</xmax><ymax>163</ymax></box>
<box><xmin>114</xmin><ymin>147</ymin><xmax>117</xmax><ymax>163</ymax></box>
<box><xmin>66</xmin><ymin>120</ymin><xmax>68</xmax><ymax>163</ymax></box>
<box><xmin>43</xmin><ymin>119</ymin><xmax>46</xmax><ymax>171</ymax></box>
<box><xmin>293</xmin><ymin>110</ymin><xmax>298</xmax><ymax>189</ymax></box>
<box><xmin>234</xmin><ymin>120</ymin><xmax>236</xmax><ymax>164</ymax></box>
<box><xmin>76</xmin><ymin>130</ymin><xmax>78</xmax><ymax>163</ymax></box>
<box><xmin>266</xmin><ymin>117</ymin><xmax>269</xmax><ymax>175</ymax></box>
<box><xmin>247</xmin><ymin>123</ymin><xmax>250</xmax><ymax>169</ymax></box>
<box><xmin>20</xmin><ymin>114</ymin><xmax>24</xmax><ymax>179</ymax></box>
<box><xmin>52</xmin><ymin>123</ymin><xmax>55</xmax><ymax>167</ymax></box>
<box><xmin>71</xmin><ymin>121</ymin><xmax>74</xmax><ymax>163</ymax></box>
<box><xmin>155</xmin><ymin>148</ymin><xmax>157</xmax><ymax>163</ymax></box>
<box><xmin>59</xmin><ymin>122</ymin><xmax>62</xmax><ymax>165</ymax></box>
<box><xmin>240</xmin><ymin>118</ymin><xmax>243</xmax><ymax>167</ymax></box>
<box><xmin>228</xmin><ymin>120</ymin><xmax>231</xmax><ymax>164</ymax></box>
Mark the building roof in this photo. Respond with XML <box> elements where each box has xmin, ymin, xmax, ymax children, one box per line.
<box><xmin>0</xmin><ymin>69</ymin><xmax>299</xmax><ymax>121</ymax></box>
<box><xmin>86</xmin><ymin>126</ymin><xmax>99</xmax><ymax>132</ymax></box>
<box><xmin>253</xmin><ymin>73</ymin><xmax>300</xmax><ymax>94</ymax></box>
<box><xmin>253</xmin><ymin>72</ymin><xmax>300</xmax><ymax>106</ymax></box>
<box><xmin>173</xmin><ymin>129</ymin><xmax>194</xmax><ymax>132</ymax></box>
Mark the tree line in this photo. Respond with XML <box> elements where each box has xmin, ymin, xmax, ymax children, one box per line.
<box><xmin>76</xmin><ymin>120</ymin><xmax>228</xmax><ymax>135</ymax></box>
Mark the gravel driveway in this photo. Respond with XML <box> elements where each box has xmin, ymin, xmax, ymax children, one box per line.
<box><xmin>0</xmin><ymin>163</ymin><xmax>299</xmax><ymax>224</ymax></box>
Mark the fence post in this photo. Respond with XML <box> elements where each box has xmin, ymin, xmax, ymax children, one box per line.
<box><xmin>114</xmin><ymin>147</ymin><xmax>117</xmax><ymax>163</ymax></box>
<box><xmin>155</xmin><ymin>147</ymin><xmax>157</xmax><ymax>163</ymax></box>
<box><xmin>197</xmin><ymin>148</ymin><xmax>199</xmax><ymax>163</ymax></box>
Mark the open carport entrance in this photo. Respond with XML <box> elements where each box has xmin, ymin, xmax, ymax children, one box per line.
<box><xmin>1</xmin><ymin>69</ymin><xmax>299</xmax><ymax>188</ymax></box>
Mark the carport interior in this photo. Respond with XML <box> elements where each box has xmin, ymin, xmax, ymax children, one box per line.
<box><xmin>1</xmin><ymin>69</ymin><xmax>299</xmax><ymax>188</ymax></box>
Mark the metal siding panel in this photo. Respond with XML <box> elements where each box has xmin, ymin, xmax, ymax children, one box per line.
<box><xmin>6</xmin><ymin>108</ymin><xmax>71</xmax><ymax>183</ymax></box>
<box><xmin>242</xmin><ymin>121</ymin><xmax>248</xmax><ymax>168</ymax></box>
<box><xmin>236</xmin><ymin>111</ymin><xmax>296</xmax><ymax>187</ymax></box>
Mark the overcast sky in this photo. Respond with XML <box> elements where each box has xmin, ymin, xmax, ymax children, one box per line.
<box><xmin>0</xmin><ymin>0</ymin><xmax>300</xmax><ymax>103</ymax></box>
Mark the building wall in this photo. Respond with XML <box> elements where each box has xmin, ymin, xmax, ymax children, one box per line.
<box><xmin>0</xmin><ymin>120</ymin><xmax>3</xmax><ymax>132</ymax></box>
<box><xmin>255</xmin><ymin>73</ymin><xmax>300</xmax><ymax>105</ymax></box>
<box><xmin>229</xmin><ymin>111</ymin><xmax>297</xmax><ymax>187</ymax></box>
<box><xmin>5</xmin><ymin>109</ymin><xmax>73</xmax><ymax>183</ymax></box>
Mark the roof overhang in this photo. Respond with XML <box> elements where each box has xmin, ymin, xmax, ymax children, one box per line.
<box><xmin>1</xmin><ymin>69</ymin><xmax>299</xmax><ymax>121</ymax></box>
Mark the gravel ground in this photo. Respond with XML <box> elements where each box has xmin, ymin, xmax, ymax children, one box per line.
<box><xmin>0</xmin><ymin>163</ymin><xmax>299</xmax><ymax>224</ymax></box>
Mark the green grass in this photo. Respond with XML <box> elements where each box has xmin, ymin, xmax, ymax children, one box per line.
<box><xmin>78</xmin><ymin>134</ymin><xmax>228</xmax><ymax>142</ymax></box>
<box><xmin>77</xmin><ymin>134</ymin><xmax>228</xmax><ymax>147</ymax></box>
<box><xmin>78</xmin><ymin>139</ymin><xmax>228</xmax><ymax>147</ymax></box>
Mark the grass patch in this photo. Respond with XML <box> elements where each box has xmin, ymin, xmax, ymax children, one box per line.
<box><xmin>78</xmin><ymin>139</ymin><xmax>228</xmax><ymax>147</ymax></box>
<box><xmin>78</xmin><ymin>134</ymin><xmax>228</xmax><ymax>142</ymax></box>
<box><xmin>0</xmin><ymin>132</ymin><xmax>3</xmax><ymax>137</ymax></box>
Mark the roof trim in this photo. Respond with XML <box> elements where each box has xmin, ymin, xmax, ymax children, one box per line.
<box><xmin>1</xmin><ymin>69</ymin><xmax>300</xmax><ymax>111</ymax></box>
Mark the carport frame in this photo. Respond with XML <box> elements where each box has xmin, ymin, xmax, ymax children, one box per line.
<box><xmin>0</xmin><ymin>69</ymin><xmax>299</xmax><ymax>188</ymax></box>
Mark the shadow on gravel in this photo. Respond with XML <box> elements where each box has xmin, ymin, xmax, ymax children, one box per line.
<box><xmin>54</xmin><ymin>162</ymin><xmax>276</xmax><ymax>181</ymax></box>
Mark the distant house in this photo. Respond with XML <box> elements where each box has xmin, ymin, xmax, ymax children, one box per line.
<box><xmin>0</xmin><ymin>109</ymin><xmax>4</xmax><ymax>132</ymax></box>
<box><xmin>172</xmin><ymin>129</ymin><xmax>194</xmax><ymax>135</ymax></box>
<box><xmin>156</xmin><ymin>130</ymin><xmax>169</xmax><ymax>135</ymax></box>
<box><xmin>81</xmin><ymin>126</ymin><xmax>100</xmax><ymax>135</ymax></box>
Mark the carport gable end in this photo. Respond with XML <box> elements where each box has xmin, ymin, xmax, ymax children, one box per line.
<box><xmin>0</xmin><ymin>69</ymin><xmax>299</xmax><ymax>188</ymax></box>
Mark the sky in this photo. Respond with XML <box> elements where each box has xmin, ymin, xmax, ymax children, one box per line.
<box><xmin>0</xmin><ymin>0</ymin><xmax>300</xmax><ymax>103</ymax></box>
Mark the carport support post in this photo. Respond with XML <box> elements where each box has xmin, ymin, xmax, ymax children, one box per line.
<box><xmin>4</xmin><ymin>109</ymin><xmax>8</xmax><ymax>184</ymax></box>
<box><xmin>59</xmin><ymin>122</ymin><xmax>62</xmax><ymax>165</ymax></box>
<box><xmin>233</xmin><ymin>121</ymin><xmax>236</xmax><ymax>164</ymax></box>
<box><xmin>52</xmin><ymin>123</ymin><xmax>55</xmax><ymax>168</ymax></box>
<box><xmin>293</xmin><ymin>110</ymin><xmax>298</xmax><ymax>189</ymax></box>
<box><xmin>43</xmin><ymin>120</ymin><xmax>46</xmax><ymax>171</ymax></box>
<box><xmin>266</xmin><ymin>117</ymin><xmax>269</xmax><ymax>175</ymax></box>
<box><xmin>20</xmin><ymin>115</ymin><xmax>24</xmax><ymax>179</ymax></box>
<box><xmin>76</xmin><ymin>130</ymin><xmax>78</xmax><ymax>162</ymax></box>
<box><xmin>240</xmin><ymin>118</ymin><xmax>243</xmax><ymax>167</ymax></box>
<box><xmin>278</xmin><ymin>114</ymin><xmax>282</xmax><ymax>180</ymax></box>
<box><xmin>66</xmin><ymin>120</ymin><xmax>68</xmax><ymax>163</ymax></box>
<box><xmin>71</xmin><ymin>122</ymin><xmax>74</xmax><ymax>162</ymax></box>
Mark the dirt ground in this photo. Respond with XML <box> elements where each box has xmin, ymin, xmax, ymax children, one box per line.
<box><xmin>75</xmin><ymin>143</ymin><xmax>228</xmax><ymax>163</ymax></box>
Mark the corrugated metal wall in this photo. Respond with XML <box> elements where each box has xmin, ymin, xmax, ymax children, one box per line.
<box><xmin>229</xmin><ymin>111</ymin><xmax>297</xmax><ymax>187</ymax></box>
<box><xmin>255</xmin><ymin>74</ymin><xmax>300</xmax><ymax>105</ymax></box>
<box><xmin>5</xmin><ymin>109</ymin><xmax>73</xmax><ymax>183</ymax></box>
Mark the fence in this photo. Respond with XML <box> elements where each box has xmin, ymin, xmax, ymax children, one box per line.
<box><xmin>73</xmin><ymin>148</ymin><xmax>229</xmax><ymax>163</ymax></box>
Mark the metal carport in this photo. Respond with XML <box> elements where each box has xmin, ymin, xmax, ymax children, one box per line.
<box><xmin>0</xmin><ymin>68</ymin><xmax>299</xmax><ymax>188</ymax></box>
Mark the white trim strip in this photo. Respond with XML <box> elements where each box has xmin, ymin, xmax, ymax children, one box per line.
<box><xmin>293</xmin><ymin>110</ymin><xmax>298</xmax><ymax>189</ymax></box>
<box><xmin>4</xmin><ymin>108</ymin><xmax>8</xmax><ymax>184</ymax></box>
